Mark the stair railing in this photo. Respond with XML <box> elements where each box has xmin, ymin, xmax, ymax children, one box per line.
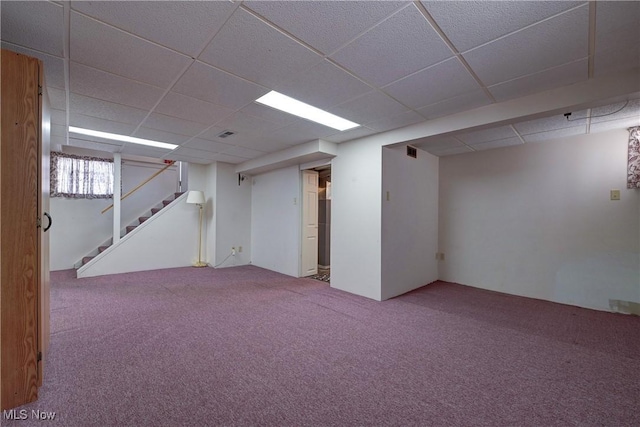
<box><xmin>101</xmin><ymin>160</ymin><xmax>175</xmax><ymax>214</ymax></box>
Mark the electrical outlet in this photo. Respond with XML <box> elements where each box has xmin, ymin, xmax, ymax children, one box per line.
<box><xmin>238</xmin><ymin>246</ymin><xmax>242</xmax><ymax>253</ymax></box>
<box><xmin>435</xmin><ymin>252</ymin><xmax>445</xmax><ymax>261</ymax></box>
<box><xmin>610</xmin><ymin>190</ymin><xmax>620</xmax><ymax>201</ymax></box>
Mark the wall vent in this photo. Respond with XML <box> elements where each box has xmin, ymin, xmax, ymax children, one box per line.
<box><xmin>407</xmin><ymin>145</ymin><xmax>417</xmax><ymax>158</ymax></box>
<box><xmin>218</xmin><ymin>130</ymin><xmax>235</xmax><ymax>139</ymax></box>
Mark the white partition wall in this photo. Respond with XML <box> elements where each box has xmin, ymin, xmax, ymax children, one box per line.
<box><xmin>251</xmin><ymin>165</ymin><xmax>301</xmax><ymax>277</ymax></box>
<box><xmin>331</xmin><ymin>138</ymin><xmax>383</xmax><ymax>300</ymax></box>
<box><xmin>381</xmin><ymin>146</ymin><xmax>439</xmax><ymax>300</ymax></box>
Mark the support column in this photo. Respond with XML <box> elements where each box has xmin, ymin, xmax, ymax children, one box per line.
<box><xmin>113</xmin><ymin>153</ymin><xmax>121</xmax><ymax>245</ymax></box>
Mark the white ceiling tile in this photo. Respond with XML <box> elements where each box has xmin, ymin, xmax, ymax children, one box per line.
<box><xmin>489</xmin><ymin>59</ymin><xmax>588</xmax><ymax>102</ymax></box>
<box><xmin>132</xmin><ymin>128</ymin><xmax>191</xmax><ymax>146</ymax></box>
<box><xmin>67</xmin><ymin>137</ymin><xmax>122</xmax><ymax>153</ymax></box>
<box><xmin>384</xmin><ymin>58</ymin><xmax>481</xmax><ymax>109</ymax></box>
<box><xmin>423</xmin><ymin>1</ymin><xmax>583</xmax><ymax>52</ymax></box>
<box><xmin>47</xmin><ymin>87</ymin><xmax>67</xmax><ymax>110</ymax></box>
<box><xmin>428</xmin><ymin>146</ymin><xmax>474</xmax><ymax>157</ymax></box>
<box><xmin>1</xmin><ymin>42</ymin><xmax>66</xmax><ymax>89</ymax></box>
<box><xmin>51</xmin><ymin>109</ymin><xmax>66</xmax><ymax>125</ymax></box>
<box><xmin>594</xmin><ymin>1</ymin><xmax>640</xmax><ymax>76</ymax></box>
<box><xmin>154</xmin><ymin>92</ymin><xmax>234</xmax><ymax>126</ymax></box>
<box><xmin>331</xmin><ymin>3</ymin><xmax>453</xmax><ymax>86</ymax></box>
<box><xmin>366</xmin><ymin>110</ymin><xmax>424</xmax><ymax>132</ymax></box>
<box><xmin>70</xmin><ymin>62</ymin><xmax>165</xmax><ymax>110</ymax></box>
<box><xmin>248</xmin><ymin>140</ymin><xmax>294</xmax><ymax>153</ymax></box>
<box><xmin>589</xmin><ymin>116</ymin><xmax>640</xmax><ymax>134</ymax></box>
<box><xmin>120</xmin><ymin>144</ymin><xmax>173</xmax><ymax>158</ymax></box>
<box><xmin>51</xmin><ymin>124</ymin><xmax>67</xmax><ymax>137</ymax></box>
<box><xmin>139</xmin><ymin>113</ymin><xmax>208</xmax><ymax>137</ymax></box>
<box><xmin>211</xmin><ymin>153</ymin><xmax>251</xmax><ymax>165</ymax></box>
<box><xmin>69</xmin><ymin>114</ymin><xmax>137</xmax><ymax>135</ymax></box>
<box><xmin>263</xmin><ymin>120</ymin><xmax>337</xmax><ymax>146</ymax></box>
<box><xmin>213</xmin><ymin>111</ymin><xmax>285</xmax><ymax>135</ymax></box>
<box><xmin>70</xmin><ymin>93</ymin><xmax>148</xmax><ymax>126</ymax></box>
<box><xmin>523</xmin><ymin>125</ymin><xmax>587</xmax><ymax>143</ymax></box>
<box><xmin>236</xmin><ymin>103</ymin><xmax>297</xmax><ymax>129</ymax></box>
<box><xmin>183</xmin><ymin>138</ymin><xmax>233</xmax><ymax>153</ymax></box>
<box><xmin>71</xmin><ymin>12</ymin><xmax>191</xmax><ymax>88</ymax></box>
<box><xmin>412</xmin><ymin>135</ymin><xmax>463</xmax><ymax>151</ymax></box>
<box><xmin>220</xmin><ymin>145</ymin><xmax>265</xmax><ymax>159</ymax></box>
<box><xmin>215</xmin><ymin>133</ymin><xmax>293</xmax><ymax>153</ymax></box>
<box><xmin>200</xmin><ymin>8</ymin><xmax>323</xmax><ymax>88</ymax></box>
<box><xmin>463</xmin><ymin>5</ymin><xmax>589</xmax><ymax>86</ymax></box>
<box><xmin>244</xmin><ymin>1</ymin><xmax>408</xmax><ymax>54</ymax></box>
<box><xmin>1</xmin><ymin>1</ymin><xmax>64</xmax><ymax>56</ymax></box>
<box><xmin>329</xmin><ymin>91</ymin><xmax>409</xmax><ymax>125</ymax></box>
<box><xmin>71</xmin><ymin>1</ymin><xmax>238</xmax><ymax>56</ymax></box>
<box><xmin>514</xmin><ymin>110</ymin><xmax>589</xmax><ymax>135</ymax></box>
<box><xmin>323</xmin><ymin>126</ymin><xmax>378</xmax><ymax>143</ymax></box>
<box><xmin>163</xmin><ymin>153</ymin><xmax>214</xmax><ymax>165</ymax></box>
<box><xmin>275</xmin><ymin>60</ymin><xmax>372</xmax><ymax>110</ymax></box>
<box><xmin>471</xmin><ymin>137</ymin><xmax>523</xmax><ymax>151</ymax></box>
<box><xmin>170</xmin><ymin>147</ymin><xmax>223</xmax><ymax>160</ymax></box>
<box><xmin>417</xmin><ymin>90</ymin><xmax>492</xmax><ymax>120</ymax></box>
<box><xmin>173</xmin><ymin>62</ymin><xmax>269</xmax><ymax>110</ymax></box>
<box><xmin>456</xmin><ymin>125</ymin><xmax>518</xmax><ymax>145</ymax></box>
<box><xmin>590</xmin><ymin>98</ymin><xmax>640</xmax><ymax>124</ymax></box>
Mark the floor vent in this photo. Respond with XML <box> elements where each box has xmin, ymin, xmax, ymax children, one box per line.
<box><xmin>407</xmin><ymin>145</ymin><xmax>417</xmax><ymax>158</ymax></box>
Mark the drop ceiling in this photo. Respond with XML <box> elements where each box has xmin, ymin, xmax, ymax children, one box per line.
<box><xmin>1</xmin><ymin>1</ymin><xmax>639</xmax><ymax>164</ymax></box>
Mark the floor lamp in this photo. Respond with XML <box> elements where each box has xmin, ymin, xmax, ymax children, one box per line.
<box><xmin>186</xmin><ymin>190</ymin><xmax>207</xmax><ymax>267</ymax></box>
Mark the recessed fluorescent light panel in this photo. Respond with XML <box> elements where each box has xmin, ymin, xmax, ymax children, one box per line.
<box><xmin>68</xmin><ymin>127</ymin><xmax>178</xmax><ymax>150</ymax></box>
<box><xmin>255</xmin><ymin>91</ymin><xmax>360</xmax><ymax>131</ymax></box>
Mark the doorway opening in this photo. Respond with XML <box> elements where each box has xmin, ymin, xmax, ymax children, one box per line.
<box><xmin>301</xmin><ymin>164</ymin><xmax>331</xmax><ymax>283</ymax></box>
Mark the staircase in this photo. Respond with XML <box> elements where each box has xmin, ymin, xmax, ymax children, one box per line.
<box><xmin>78</xmin><ymin>192</ymin><xmax>184</xmax><ymax>267</ymax></box>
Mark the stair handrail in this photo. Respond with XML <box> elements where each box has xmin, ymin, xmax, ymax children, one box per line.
<box><xmin>102</xmin><ymin>161</ymin><xmax>175</xmax><ymax>214</ymax></box>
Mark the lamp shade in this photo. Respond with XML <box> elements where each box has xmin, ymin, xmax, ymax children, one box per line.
<box><xmin>186</xmin><ymin>190</ymin><xmax>205</xmax><ymax>204</ymax></box>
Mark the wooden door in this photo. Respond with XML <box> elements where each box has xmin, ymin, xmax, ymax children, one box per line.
<box><xmin>1</xmin><ymin>50</ymin><xmax>42</xmax><ymax>410</ymax></box>
<box><xmin>39</xmin><ymin>63</ymin><xmax>52</xmax><ymax>386</ymax></box>
<box><xmin>301</xmin><ymin>170</ymin><xmax>319</xmax><ymax>276</ymax></box>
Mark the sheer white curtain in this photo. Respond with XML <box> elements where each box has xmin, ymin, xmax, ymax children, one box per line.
<box><xmin>628</xmin><ymin>126</ymin><xmax>640</xmax><ymax>189</ymax></box>
<box><xmin>51</xmin><ymin>152</ymin><xmax>114</xmax><ymax>198</ymax></box>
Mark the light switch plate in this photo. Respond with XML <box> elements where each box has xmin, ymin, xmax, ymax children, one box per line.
<box><xmin>610</xmin><ymin>190</ymin><xmax>620</xmax><ymax>201</ymax></box>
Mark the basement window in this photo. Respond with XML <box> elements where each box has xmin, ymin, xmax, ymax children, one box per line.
<box><xmin>51</xmin><ymin>152</ymin><xmax>114</xmax><ymax>199</ymax></box>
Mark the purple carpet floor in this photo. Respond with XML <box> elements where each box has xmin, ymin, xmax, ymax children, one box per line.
<box><xmin>4</xmin><ymin>265</ymin><xmax>639</xmax><ymax>426</ymax></box>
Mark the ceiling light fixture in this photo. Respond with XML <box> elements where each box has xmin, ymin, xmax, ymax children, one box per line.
<box><xmin>255</xmin><ymin>91</ymin><xmax>360</xmax><ymax>131</ymax></box>
<box><xmin>68</xmin><ymin>126</ymin><xmax>179</xmax><ymax>150</ymax></box>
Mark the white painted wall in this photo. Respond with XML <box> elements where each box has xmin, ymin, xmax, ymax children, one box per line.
<box><xmin>439</xmin><ymin>129</ymin><xmax>640</xmax><ymax>312</ymax></box>
<box><xmin>251</xmin><ymin>165</ymin><xmax>300</xmax><ymax>277</ymax></box>
<box><xmin>50</xmin><ymin>161</ymin><xmax>178</xmax><ymax>270</ymax></box>
<box><xmin>77</xmin><ymin>193</ymin><xmax>199</xmax><ymax>277</ymax></box>
<box><xmin>215</xmin><ymin>162</ymin><xmax>251</xmax><ymax>268</ymax></box>
<box><xmin>331</xmin><ymin>138</ymin><xmax>383</xmax><ymax>300</ymax></box>
<box><xmin>381</xmin><ymin>146</ymin><xmax>439</xmax><ymax>300</ymax></box>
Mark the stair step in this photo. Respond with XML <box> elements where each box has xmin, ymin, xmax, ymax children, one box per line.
<box><xmin>98</xmin><ymin>246</ymin><xmax>110</xmax><ymax>253</ymax></box>
<box><xmin>162</xmin><ymin>200</ymin><xmax>172</xmax><ymax>206</ymax></box>
<box><xmin>174</xmin><ymin>192</ymin><xmax>184</xmax><ymax>199</ymax></box>
<box><xmin>139</xmin><ymin>216</ymin><xmax>150</xmax><ymax>224</ymax></box>
<box><xmin>82</xmin><ymin>256</ymin><xmax>94</xmax><ymax>265</ymax></box>
<box><xmin>126</xmin><ymin>225</ymin><xmax>137</xmax><ymax>234</ymax></box>
<box><xmin>151</xmin><ymin>208</ymin><xmax>161</xmax><ymax>215</ymax></box>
